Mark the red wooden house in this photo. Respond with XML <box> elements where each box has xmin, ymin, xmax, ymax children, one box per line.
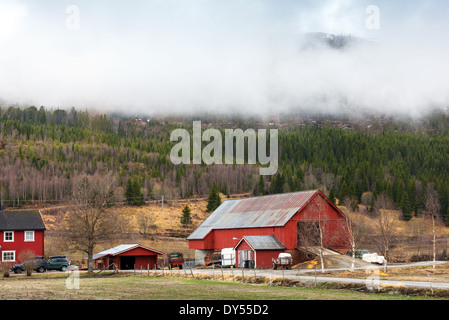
<box><xmin>92</xmin><ymin>244</ymin><xmax>164</xmax><ymax>270</ymax></box>
<box><xmin>188</xmin><ymin>190</ymin><xmax>351</xmax><ymax>268</ymax></box>
<box><xmin>0</xmin><ymin>210</ymin><xmax>46</xmax><ymax>264</ymax></box>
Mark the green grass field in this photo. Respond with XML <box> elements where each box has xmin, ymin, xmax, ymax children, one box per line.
<box><xmin>0</xmin><ymin>273</ymin><xmax>442</xmax><ymax>300</ymax></box>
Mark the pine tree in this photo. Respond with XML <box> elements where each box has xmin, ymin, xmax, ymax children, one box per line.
<box><xmin>329</xmin><ymin>187</ymin><xmax>336</xmax><ymax>204</ymax></box>
<box><xmin>401</xmin><ymin>191</ymin><xmax>412</xmax><ymax>221</ymax></box>
<box><xmin>206</xmin><ymin>183</ymin><xmax>221</xmax><ymax>213</ymax></box>
<box><xmin>181</xmin><ymin>205</ymin><xmax>192</xmax><ymax>227</ymax></box>
<box><xmin>254</xmin><ymin>175</ymin><xmax>265</xmax><ymax>196</ymax></box>
<box><xmin>271</xmin><ymin>173</ymin><xmax>285</xmax><ymax>194</ymax></box>
<box><xmin>132</xmin><ymin>179</ymin><xmax>145</xmax><ymax>206</ymax></box>
<box><xmin>125</xmin><ymin>178</ymin><xmax>134</xmax><ymax>205</ymax></box>
<box><xmin>125</xmin><ymin>177</ymin><xmax>144</xmax><ymax>206</ymax></box>
<box><xmin>386</xmin><ymin>181</ymin><xmax>394</xmax><ymax>201</ymax></box>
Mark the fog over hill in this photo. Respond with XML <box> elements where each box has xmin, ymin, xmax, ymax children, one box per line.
<box><xmin>0</xmin><ymin>0</ymin><xmax>448</xmax><ymax>118</ymax></box>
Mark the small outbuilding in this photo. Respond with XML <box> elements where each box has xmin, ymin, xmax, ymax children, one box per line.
<box><xmin>92</xmin><ymin>244</ymin><xmax>164</xmax><ymax>270</ymax></box>
<box><xmin>234</xmin><ymin>235</ymin><xmax>286</xmax><ymax>269</ymax></box>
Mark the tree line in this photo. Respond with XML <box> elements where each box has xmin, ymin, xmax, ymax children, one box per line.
<box><xmin>1</xmin><ymin>106</ymin><xmax>449</xmax><ymax>225</ymax></box>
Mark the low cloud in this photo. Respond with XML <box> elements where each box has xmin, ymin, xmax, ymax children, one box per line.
<box><xmin>0</xmin><ymin>0</ymin><xmax>448</xmax><ymax>118</ymax></box>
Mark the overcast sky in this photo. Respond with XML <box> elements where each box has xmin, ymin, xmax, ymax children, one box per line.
<box><xmin>0</xmin><ymin>0</ymin><xmax>448</xmax><ymax>117</ymax></box>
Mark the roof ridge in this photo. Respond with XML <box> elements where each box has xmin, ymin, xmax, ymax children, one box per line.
<box><xmin>223</xmin><ymin>189</ymin><xmax>319</xmax><ymax>202</ymax></box>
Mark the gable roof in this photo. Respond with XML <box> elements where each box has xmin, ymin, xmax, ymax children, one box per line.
<box><xmin>93</xmin><ymin>244</ymin><xmax>164</xmax><ymax>260</ymax></box>
<box><xmin>0</xmin><ymin>210</ymin><xmax>46</xmax><ymax>231</ymax></box>
<box><xmin>236</xmin><ymin>236</ymin><xmax>286</xmax><ymax>251</ymax></box>
<box><xmin>188</xmin><ymin>190</ymin><xmax>321</xmax><ymax>240</ymax></box>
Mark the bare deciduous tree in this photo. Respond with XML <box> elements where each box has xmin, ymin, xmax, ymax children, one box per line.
<box><xmin>64</xmin><ymin>174</ymin><xmax>127</xmax><ymax>274</ymax></box>
<box><xmin>18</xmin><ymin>250</ymin><xmax>37</xmax><ymax>277</ymax></box>
<box><xmin>137</xmin><ymin>210</ymin><xmax>157</xmax><ymax>236</ymax></box>
<box><xmin>342</xmin><ymin>196</ymin><xmax>369</xmax><ymax>272</ymax></box>
<box><xmin>424</xmin><ymin>184</ymin><xmax>442</xmax><ymax>269</ymax></box>
<box><xmin>299</xmin><ymin>199</ymin><xmax>335</xmax><ymax>273</ymax></box>
<box><xmin>372</xmin><ymin>193</ymin><xmax>398</xmax><ymax>271</ymax></box>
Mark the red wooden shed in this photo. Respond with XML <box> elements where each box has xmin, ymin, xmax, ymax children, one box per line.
<box><xmin>188</xmin><ymin>190</ymin><xmax>351</xmax><ymax>267</ymax></box>
<box><xmin>234</xmin><ymin>236</ymin><xmax>286</xmax><ymax>269</ymax></box>
<box><xmin>92</xmin><ymin>244</ymin><xmax>164</xmax><ymax>270</ymax></box>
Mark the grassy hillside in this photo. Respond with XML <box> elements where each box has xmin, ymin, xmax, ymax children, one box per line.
<box><xmin>32</xmin><ymin>193</ymin><xmax>448</xmax><ymax>264</ymax></box>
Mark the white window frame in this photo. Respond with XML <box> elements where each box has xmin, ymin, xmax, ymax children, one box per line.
<box><xmin>3</xmin><ymin>231</ymin><xmax>14</xmax><ymax>242</ymax></box>
<box><xmin>24</xmin><ymin>231</ymin><xmax>35</xmax><ymax>242</ymax></box>
<box><xmin>2</xmin><ymin>251</ymin><xmax>16</xmax><ymax>262</ymax></box>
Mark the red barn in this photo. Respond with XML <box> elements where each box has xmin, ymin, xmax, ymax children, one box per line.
<box><xmin>92</xmin><ymin>244</ymin><xmax>164</xmax><ymax>270</ymax></box>
<box><xmin>188</xmin><ymin>190</ymin><xmax>351</xmax><ymax>267</ymax></box>
<box><xmin>0</xmin><ymin>210</ymin><xmax>46</xmax><ymax>264</ymax></box>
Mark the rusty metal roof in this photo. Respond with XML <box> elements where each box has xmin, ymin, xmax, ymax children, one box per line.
<box><xmin>240</xmin><ymin>236</ymin><xmax>286</xmax><ymax>251</ymax></box>
<box><xmin>92</xmin><ymin>244</ymin><xmax>164</xmax><ymax>260</ymax></box>
<box><xmin>188</xmin><ymin>190</ymin><xmax>319</xmax><ymax>240</ymax></box>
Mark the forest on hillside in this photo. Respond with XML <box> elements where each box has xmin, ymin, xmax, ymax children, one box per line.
<box><xmin>1</xmin><ymin>106</ymin><xmax>449</xmax><ymax>224</ymax></box>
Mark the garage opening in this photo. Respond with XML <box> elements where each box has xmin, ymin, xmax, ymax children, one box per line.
<box><xmin>297</xmin><ymin>221</ymin><xmax>321</xmax><ymax>261</ymax></box>
<box><xmin>120</xmin><ymin>256</ymin><xmax>135</xmax><ymax>270</ymax></box>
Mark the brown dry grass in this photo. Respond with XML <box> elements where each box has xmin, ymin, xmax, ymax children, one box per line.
<box><xmin>321</xmin><ymin>262</ymin><xmax>449</xmax><ymax>283</ymax></box>
<box><xmin>38</xmin><ymin>194</ymin><xmax>240</xmax><ymax>262</ymax></box>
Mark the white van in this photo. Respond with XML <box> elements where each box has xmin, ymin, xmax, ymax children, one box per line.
<box><xmin>221</xmin><ymin>248</ymin><xmax>236</xmax><ymax>267</ymax></box>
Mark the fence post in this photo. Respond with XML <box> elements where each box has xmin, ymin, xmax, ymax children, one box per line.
<box><xmin>282</xmin><ymin>269</ymin><xmax>285</xmax><ymax>287</ymax></box>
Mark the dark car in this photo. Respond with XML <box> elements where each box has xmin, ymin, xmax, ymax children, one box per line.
<box><xmin>12</xmin><ymin>256</ymin><xmax>48</xmax><ymax>274</ymax></box>
<box><xmin>48</xmin><ymin>255</ymin><xmax>71</xmax><ymax>271</ymax></box>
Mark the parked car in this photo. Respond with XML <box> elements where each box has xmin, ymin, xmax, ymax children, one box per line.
<box><xmin>48</xmin><ymin>255</ymin><xmax>71</xmax><ymax>271</ymax></box>
<box><xmin>12</xmin><ymin>256</ymin><xmax>48</xmax><ymax>274</ymax></box>
<box><xmin>347</xmin><ymin>249</ymin><xmax>370</xmax><ymax>260</ymax></box>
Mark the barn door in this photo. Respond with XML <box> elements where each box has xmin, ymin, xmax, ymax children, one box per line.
<box><xmin>238</xmin><ymin>251</ymin><xmax>245</xmax><ymax>268</ymax></box>
<box><xmin>297</xmin><ymin>222</ymin><xmax>321</xmax><ymax>248</ymax></box>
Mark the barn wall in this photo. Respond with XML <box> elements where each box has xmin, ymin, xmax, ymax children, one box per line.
<box><xmin>256</xmin><ymin>251</ymin><xmax>283</xmax><ymax>269</ymax></box>
<box><xmin>134</xmin><ymin>256</ymin><xmax>157</xmax><ymax>269</ymax></box>
<box><xmin>213</xmin><ymin>227</ymin><xmax>286</xmax><ymax>250</ymax></box>
<box><xmin>292</xmin><ymin>193</ymin><xmax>351</xmax><ymax>249</ymax></box>
<box><xmin>189</xmin><ymin>231</ymin><xmax>214</xmax><ymax>250</ymax></box>
<box><xmin>118</xmin><ymin>247</ymin><xmax>160</xmax><ymax>257</ymax></box>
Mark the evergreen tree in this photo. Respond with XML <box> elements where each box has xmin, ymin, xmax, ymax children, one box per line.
<box><xmin>271</xmin><ymin>173</ymin><xmax>285</xmax><ymax>194</ymax></box>
<box><xmin>386</xmin><ymin>181</ymin><xmax>394</xmax><ymax>201</ymax></box>
<box><xmin>339</xmin><ymin>181</ymin><xmax>348</xmax><ymax>202</ymax></box>
<box><xmin>125</xmin><ymin>178</ymin><xmax>144</xmax><ymax>206</ymax></box>
<box><xmin>206</xmin><ymin>183</ymin><xmax>221</xmax><ymax>213</ymax></box>
<box><xmin>125</xmin><ymin>178</ymin><xmax>134</xmax><ymax>205</ymax></box>
<box><xmin>401</xmin><ymin>191</ymin><xmax>412</xmax><ymax>221</ymax></box>
<box><xmin>181</xmin><ymin>205</ymin><xmax>192</xmax><ymax>227</ymax></box>
<box><xmin>329</xmin><ymin>187</ymin><xmax>336</xmax><ymax>204</ymax></box>
<box><xmin>132</xmin><ymin>179</ymin><xmax>145</xmax><ymax>206</ymax></box>
<box><xmin>254</xmin><ymin>175</ymin><xmax>265</xmax><ymax>196</ymax></box>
